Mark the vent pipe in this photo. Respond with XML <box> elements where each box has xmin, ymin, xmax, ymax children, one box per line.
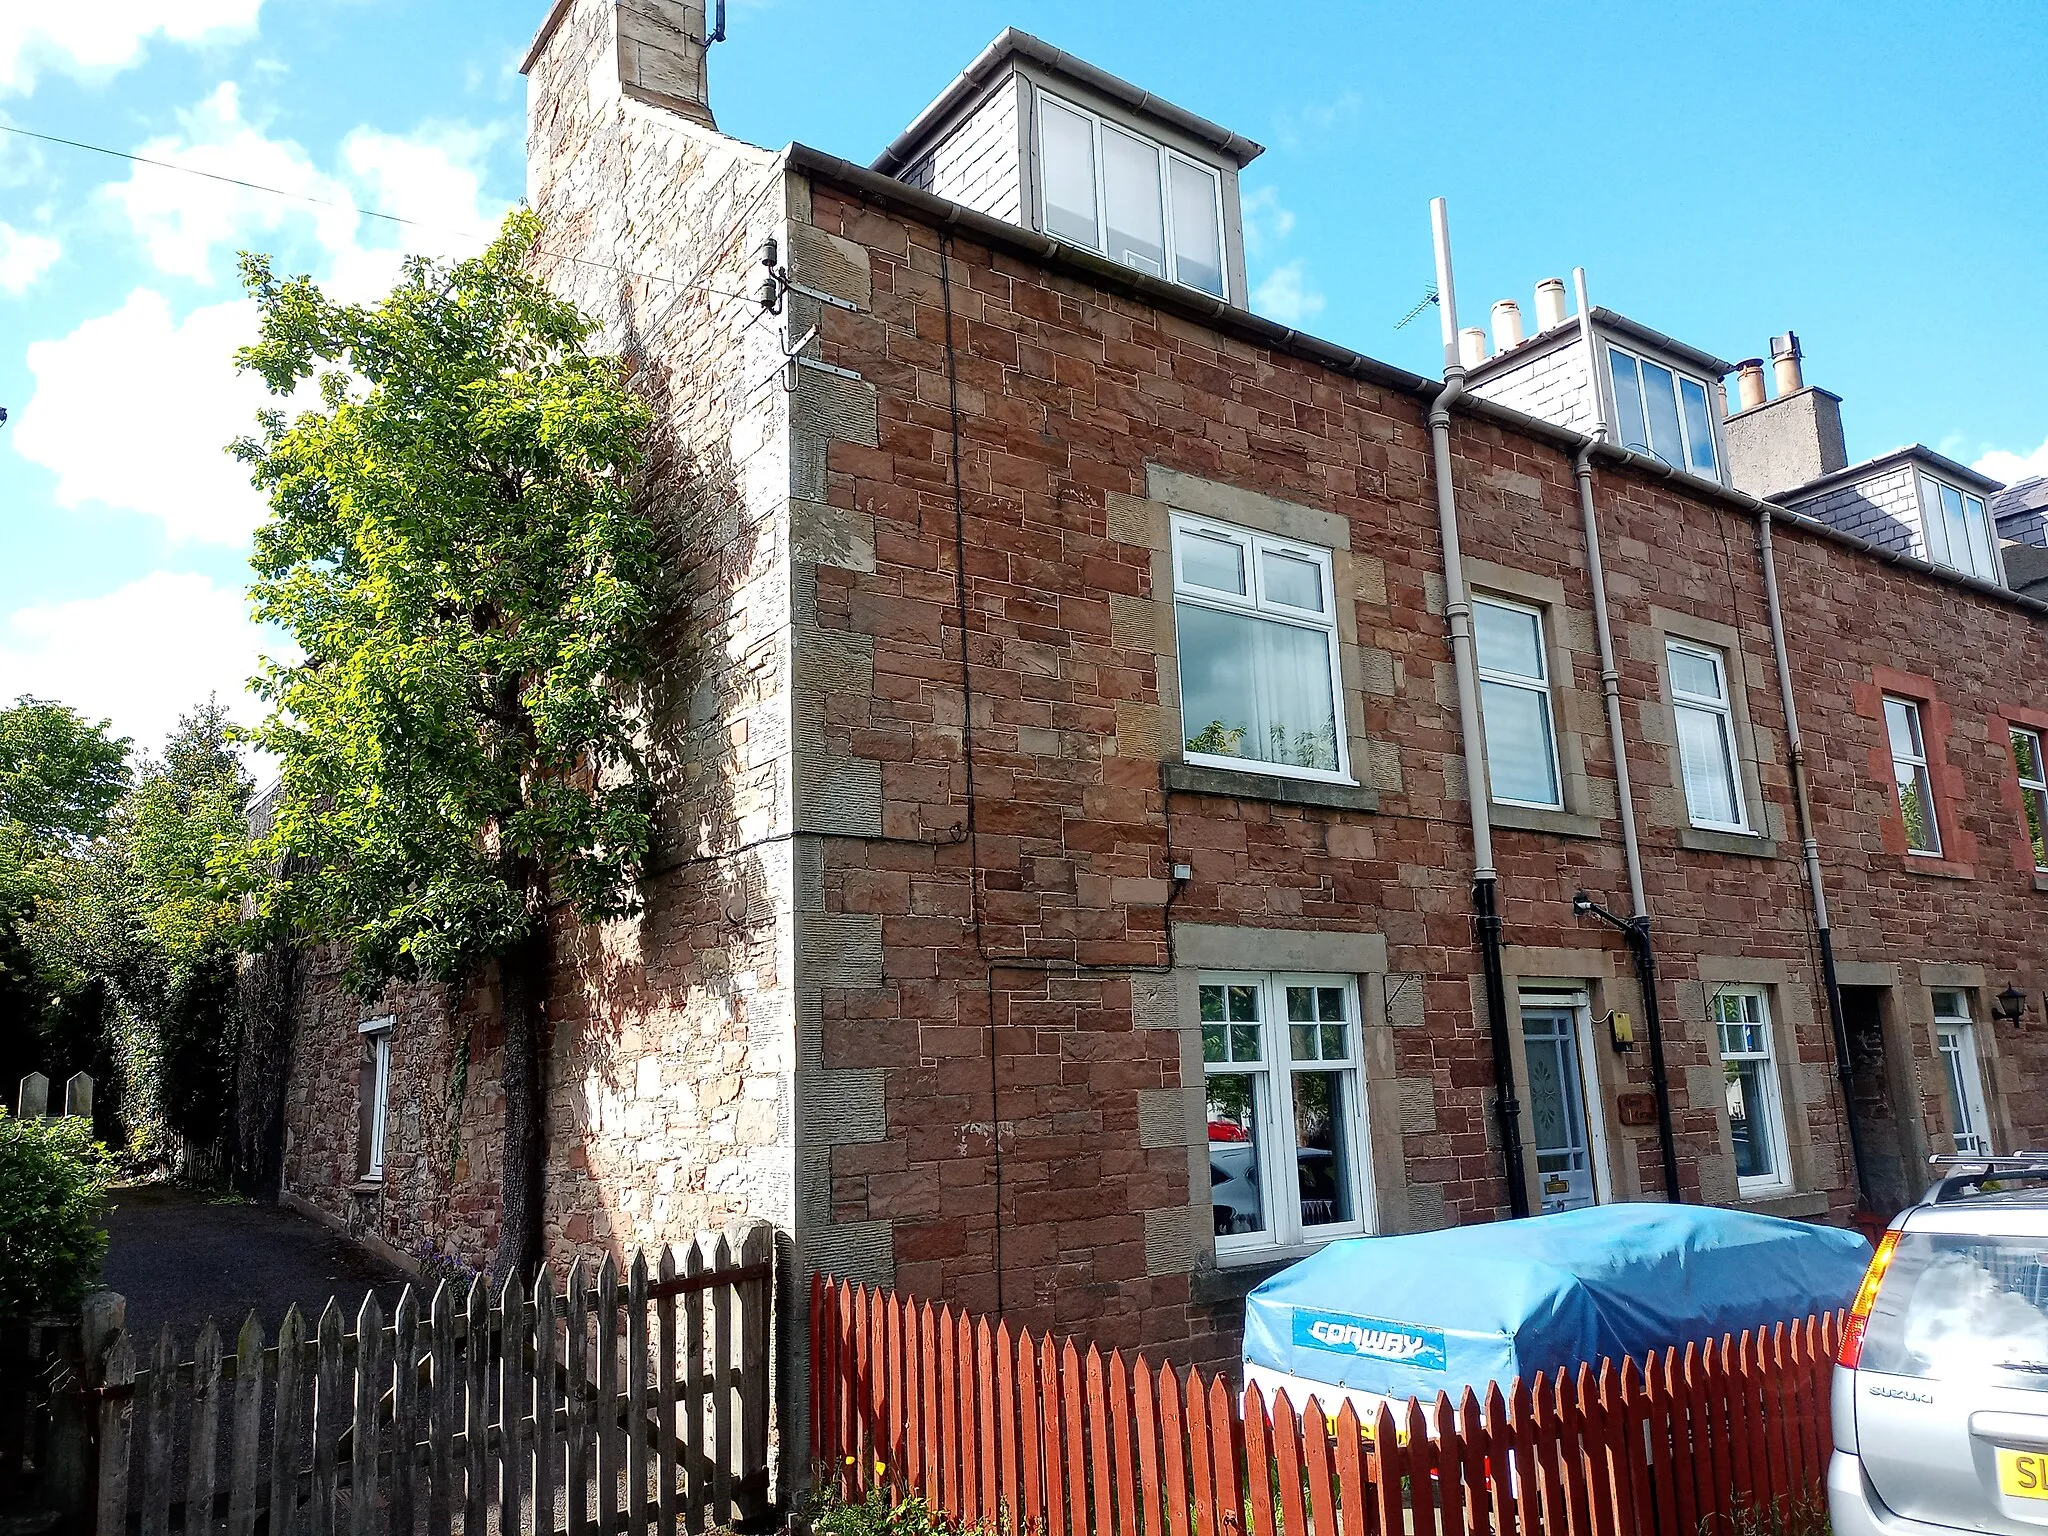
<box><xmin>1771</xmin><ymin>331</ymin><xmax>1804</xmax><ymax>395</ymax></box>
<box><xmin>1459</xmin><ymin>327</ymin><xmax>1490</xmax><ymax>368</ymax></box>
<box><xmin>1534</xmin><ymin>278</ymin><xmax>1569</xmax><ymax>331</ymax></box>
<box><xmin>1428</xmin><ymin>197</ymin><xmax>1530</xmax><ymax>1223</ymax></box>
<box><xmin>1491</xmin><ymin>299</ymin><xmax>1525</xmax><ymax>353</ymax></box>
<box><xmin>1735</xmin><ymin>358</ymin><xmax>1768</xmax><ymax>412</ymax></box>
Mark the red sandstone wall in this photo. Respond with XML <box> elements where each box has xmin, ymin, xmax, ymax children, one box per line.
<box><xmin>797</xmin><ymin>181</ymin><xmax>2048</xmax><ymax>1367</ymax></box>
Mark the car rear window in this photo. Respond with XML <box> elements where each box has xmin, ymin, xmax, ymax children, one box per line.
<box><xmin>1860</xmin><ymin>1232</ymin><xmax>2048</xmax><ymax>1386</ymax></box>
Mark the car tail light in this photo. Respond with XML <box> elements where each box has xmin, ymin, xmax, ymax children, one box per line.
<box><xmin>1839</xmin><ymin>1229</ymin><xmax>1901</xmax><ymax>1369</ymax></box>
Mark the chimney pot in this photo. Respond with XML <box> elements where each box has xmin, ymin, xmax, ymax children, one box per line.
<box><xmin>1533</xmin><ymin>278</ymin><xmax>1569</xmax><ymax>331</ymax></box>
<box><xmin>1735</xmin><ymin>359</ymin><xmax>1768</xmax><ymax>412</ymax></box>
<box><xmin>1771</xmin><ymin>330</ymin><xmax>1804</xmax><ymax>395</ymax></box>
<box><xmin>1459</xmin><ymin>327</ymin><xmax>1490</xmax><ymax>368</ymax></box>
<box><xmin>1491</xmin><ymin>300</ymin><xmax>1525</xmax><ymax>353</ymax></box>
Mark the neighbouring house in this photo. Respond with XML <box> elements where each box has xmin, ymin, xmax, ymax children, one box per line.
<box><xmin>271</xmin><ymin>0</ymin><xmax>2048</xmax><ymax>1456</ymax></box>
<box><xmin>1995</xmin><ymin>476</ymin><xmax>2048</xmax><ymax>600</ymax></box>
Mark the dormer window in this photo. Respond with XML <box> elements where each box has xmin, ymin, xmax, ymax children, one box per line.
<box><xmin>1606</xmin><ymin>343</ymin><xmax>1719</xmax><ymax>480</ymax></box>
<box><xmin>1917</xmin><ymin>472</ymin><xmax>1998</xmax><ymax>581</ymax></box>
<box><xmin>1036</xmin><ymin>91</ymin><xmax>1227</xmax><ymax>299</ymax></box>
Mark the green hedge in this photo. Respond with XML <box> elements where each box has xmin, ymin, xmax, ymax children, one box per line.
<box><xmin>0</xmin><ymin>1109</ymin><xmax>116</xmax><ymax>1319</ymax></box>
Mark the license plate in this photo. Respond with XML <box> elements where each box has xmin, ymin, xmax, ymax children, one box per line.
<box><xmin>1999</xmin><ymin>1448</ymin><xmax>2048</xmax><ymax>1500</ymax></box>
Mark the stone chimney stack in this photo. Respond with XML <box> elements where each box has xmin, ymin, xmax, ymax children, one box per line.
<box><xmin>616</xmin><ymin>0</ymin><xmax>715</xmax><ymax>126</ymax></box>
<box><xmin>523</xmin><ymin>0</ymin><xmax>716</xmax><ymax>131</ymax></box>
<box><xmin>1723</xmin><ymin>331</ymin><xmax>1847</xmax><ymax>499</ymax></box>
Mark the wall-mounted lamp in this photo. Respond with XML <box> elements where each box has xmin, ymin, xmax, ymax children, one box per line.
<box><xmin>1994</xmin><ymin>985</ymin><xmax>2029</xmax><ymax>1028</ymax></box>
<box><xmin>1603</xmin><ymin>1010</ymin><xmax>1635</xmax><ymax>1053</ymax></box>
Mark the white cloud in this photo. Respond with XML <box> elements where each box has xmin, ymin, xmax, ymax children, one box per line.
<box><xmin>103</xmin><ymin>83</ymin><xmax>507</xmax><ymax>298</ymax></box>
<box><xmin>1272</xmin><ymin>90</ymin><xmax>1363</xmax><ymax>153</ymax></box>
<box><xmin>1240</xmin><ymin>187</ymin><xmax>1295</xmax><ymax>262</ymax></box>
<box><xmin>11</xmin><ymin>95</ymin><xmax>511</xmax><ymax>546</ymax></box>
<box><xmin>0</xmin><ymin>221</ymin><xmax>58</xmax><ymax>293</ymax></box>
<box><xmin>1976</xmin><ymin>436</ymin><xmax>2048</xmax><ymax>486</ymax></box>
<box><xmin>105</xmin><ymin>83</ymin><xmax>359</xmax><ymax>285</ymax></box>
<box><xmin>13</xmin><ymin>290</ymin><xmax>273</xmax><ymax>545</ymax></box>
<box><xmin>1253</xmin><ymin>260</ymin><xmax>1326</xmax><ymax>327</ymax></box>
<box><xmin>0</xmin><ymin>572</ymin><xmax>267</xmax><ymax>756</ymax></box>
<box><xmin>0</xmin><ymin>1</ymin><xmax>264</xmax><ymax>95</ymax></box>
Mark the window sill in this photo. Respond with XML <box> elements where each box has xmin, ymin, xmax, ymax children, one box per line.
<box><xmin>1488</xmin><ymin>802</ymin><xmax>1603</xmax><ymax>840</ymax></box>
<box><xmin>2032</xmin><ymin>871</ymin><xmax>2048</xmax><ymax>894</ymax></box>
<box><xmin>1903</xmin><ymin>854</ymin><xmax>1976</xmax><ymax>881</ymax></box>
<box><xmin>1678</xmin><ymin>826</ymin><xmax>1778</xmax><ymax>859</ymax></box>
<box><xmin>1734</xmin><ymin>1189</ymin><xmax>1828</xmax><ymax>1221</ymax></box>
<box><xmin>1197</xmin><ymin>1231</ymin><xmax>1371</xmax><ymax>1303</ymax></box>
<box><xmin>350</xmin><ymin>1178</ymin><xmax>384</xmax><ymax>1196</ymax></box>
<box><xmin>1162</xmin><ymin>761</ymin><xmax>1378</xmax><ymax>813</ymax></box>
<box><xmin>1193</xmin><ymin>1249</ymin><xmax>1314</xmax><ymax>1304</ymax></box>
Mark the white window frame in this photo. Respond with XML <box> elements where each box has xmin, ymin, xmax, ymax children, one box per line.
<box><xmin>1883</xmin><ymin>696</ymin><xmax>1942</xmax><ymax>856</ymax></box>
<box><xmin>1472</xmin><ymin>594</ymin><xmax>1565</xmax><ymax>811</ymax></box>
<box><xmin>1711</xmin><ymin>986</ymin><xmax>1792</xmax><ymax>1198</ymax></box>
<box><xmin>1199</xmin><ymin>971</ymin><xmax>1372</xmax><ymax>1260</ymax></box>
<box><xmin>1170</xmin><ymin>513</ymin><xmax>1352</xmax><ymax>785</ymax></box>
<box><xmin>359</xmin><ymin>1017</ymin><xmax>393</xmax><ymax>1181</ymax></box>
<box><xmin>1666</xmin><ymin>639</ymin><xmax>1750</xmax><ymax>833</ymax></box>
<box><xmin>1033</xmin><ymin>88</ymin><xmax>1231</xmax><ymax>300</ymax></box>
<box><xmin>1605</xmin><ymin>342</ymin><xmax>1721</xmax><ymax>480</ymax></box>
<box><xmin>2015</xmin><ymin>726</ymin><xmax>2048</xmax><ymax>872</ymax></box>
<box><xmin>1917</xmin><ymin>472</ymin><xmax>2001</xmax><ymax>583</ymax></box>
<box><xmin>1932</xmin><ymin>990</ymin><xmax>1992</xmax><ymax>1156</ymax></box>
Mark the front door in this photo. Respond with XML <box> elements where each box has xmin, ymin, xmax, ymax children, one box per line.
<box><xmin>1935</xmin><ymin>990</ymin><xmax>1993</xmax><ymax>1155</ymax></box>
<box><xmin>1523</xmin><ymin>1000</ymin><xmax>1598</xmax><ymax>1213</ymax></box>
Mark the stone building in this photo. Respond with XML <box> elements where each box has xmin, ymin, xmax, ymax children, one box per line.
<box><xmin>276</xmin><ymin>0</ymin><xmax>2048</xmax><ymax>1410</ymax></box>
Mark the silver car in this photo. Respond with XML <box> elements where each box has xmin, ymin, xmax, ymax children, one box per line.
<box><xmin>1831</xmin><ymin>1155</ymin><xmax>2048</xmax><ymax>1533</ymax></box>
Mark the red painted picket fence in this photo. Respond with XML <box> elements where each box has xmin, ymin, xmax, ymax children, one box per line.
<box><xmin>810</xmin><ymin>1274</ymin><xmax>1844</xmax><ymax>1535</ymax></box>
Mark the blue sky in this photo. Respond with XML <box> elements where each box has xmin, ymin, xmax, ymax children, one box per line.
<box><xmin>2</xmin><ymin>0</ymin><xmax>2043</xmax><ymax>756</ymax></box>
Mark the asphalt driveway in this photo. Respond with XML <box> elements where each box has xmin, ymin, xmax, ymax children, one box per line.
<box><xmin>102</xmin><ymin>1184</ymin><xmax>410</xmax><ymax>1346</ymax></box>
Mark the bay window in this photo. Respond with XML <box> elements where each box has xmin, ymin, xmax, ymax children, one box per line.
<box><xmin>1172</xmin><ymin>515</ymin><xmax>1348</xmax><ymax>781</ymax></box>
<box><xmin>1607</xmin><ymin>343</ymin><xmax>1719</xmax><ymax>480</ymax></box>
<box><xmin>1035</xmin><ymin>91</ymin><xmax>1228</xmax><ymax>298</ymax></box>
<box><xmin>1202</xmin><ymin>973</ymin><xmax>1371</xmax><ymax>1255</ymax></box>
<box><xmin>1917</xmin><ymin>472</ymin><xmax>1999</xmax><ymax>582</ymax></box>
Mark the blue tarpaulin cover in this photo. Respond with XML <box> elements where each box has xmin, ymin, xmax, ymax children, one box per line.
<box><xmin>1242</xmin><ymin>1205</ymin><xmax>1871</xmax><ymax>1406</ymax></box>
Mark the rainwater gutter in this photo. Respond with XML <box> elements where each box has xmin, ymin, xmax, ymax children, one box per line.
<box><xmin>1756</xmin><ymin>504</ymin><xmax>1871</xmax><ymax>1205</ymax></box>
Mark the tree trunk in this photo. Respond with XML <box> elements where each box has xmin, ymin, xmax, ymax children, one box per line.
<box><xmin>492</xmin><ymin>919</ymin><xmax>550</xmax><ymax>1282</ymax></box>
<box><xmin>233</xmin><ymin>939</ymin><xmax>302</xmax><ymax>1198</ymax></box>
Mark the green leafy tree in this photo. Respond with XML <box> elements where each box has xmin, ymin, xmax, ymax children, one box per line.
<box><xmin>0</xmin><ymin>699</ymin><xmax>131</xmax><ymax>1107</ymax></box>
<box><xmin>0</xmin><ymin>1108</ymin><xmax>117</xmax><ymax>1319</ymax></box>
<box><xmin>23</xmin><ymin>702</ymin><xmax>252</xmax><ymax>1157</ymax></box>
<box><xmin>0</xmin><ymin>698</ymin><xmax>131</xmax><ymax>856</ymax></box>
<box><xmin>120</xmin><ymin>701</ymin><xmax>254</xmax><ymax>1152</ymax></box>
<box><xmin>233</xmin><ymin>211</ymin><xmax>657</xmax><ymax>1278</ymax></box>
<box><xmin>128</xmin><ymin>698</ymin><xmax>252</xmax><ymax>968</ymax></box>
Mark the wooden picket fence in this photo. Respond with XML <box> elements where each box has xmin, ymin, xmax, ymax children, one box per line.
<box><xmin>811</xmin><ymin>1275</ymin><xmax>1844</xmax><ymax>1536</ymax></box>
<box><xmin>76</xmin><ymin>1224</ymin><xmax>776</xmax><ymax>1536</ymax></box>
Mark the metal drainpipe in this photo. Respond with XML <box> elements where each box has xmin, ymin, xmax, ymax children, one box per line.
<box><xmin>1570</xmin><ymin>269</ymin><xmax>1682</xmax><ymax>1204</ymax></box>
<box><xmin>1430</xmin><ymin>198</ymin><xmax>1530</xmax><ymax>1220</ymax></box>
<box><xmin>1756</xmin><ymin>505</ymin><xmax>1872</xmax><ymax>1205</ymax></box>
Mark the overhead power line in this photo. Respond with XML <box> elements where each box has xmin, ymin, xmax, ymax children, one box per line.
<box><xmin>0</xmin><ymin>121</ymin><xmax>763</xmax><ymax>304</ymax></box>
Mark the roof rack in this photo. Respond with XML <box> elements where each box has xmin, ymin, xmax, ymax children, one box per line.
<box><xmin>1925</xmin><ymin>1151</ymin><xmax>2048</xmax><ymax>1204</ymax></box>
